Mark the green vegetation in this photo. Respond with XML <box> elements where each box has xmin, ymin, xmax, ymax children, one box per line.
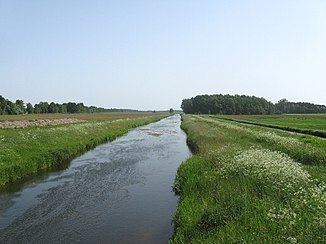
<box><xmin>217</xmin><ymin>114</ymin><xmax>326</xmax><ymax>138</ymax></box>
<box><xmin>0</xmin><ymin>95</ymin><xmax>139</xmax><ymax>115</ymax></box>
<box><xmin>181</xmin><ymin>94</ymin><xmax>326</xmax><ymax>115</ymax></box>
<box><xmin>172</xmin><ymin>115</ymin><xmax>326</xmax><ymax>243</ymax></box>
<box><xmin>0</xmin><ymin>113</ymin><xmax>167</xmax><ymax>188</ymax></box>
<box><xmin>276</xmin><ymin>99</ymin><xmax>326</xmax><ymax>114</ymax></box>
<box><xmin>0</xmin><ymin>111</ymin><xmax>160</xmax><ymax>122</ymax></box>
<box><xmin>220</xmin><ymin>114</ymin><xmax>326</xmax><ymax>131</ymax></box>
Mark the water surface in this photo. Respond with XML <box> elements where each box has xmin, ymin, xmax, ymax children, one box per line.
<box><xmin>0</xmin><ymin>115</ymin><xmax>190</xmax><ymax>243</ymax></box>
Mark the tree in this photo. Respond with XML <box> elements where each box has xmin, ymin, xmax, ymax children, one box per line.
<box><xmin>0</xmin><ymin>95</ymin><xmax>128</xmax><ymax>115</ymax></box>
<box><xmin>77</xmin><ymin>103</ymin><xmax>85</xmax><ymax>113</ymax></box>
<box><xmin>275</xmin><ymin>99</ymin><xmax>326</xmax><ymax>114</ymax></box>
<box><xmin>26</xmin><ymin>103</ymin><xmax>34</xmax><ymax>114</ymax></box>
<box><xmin>39</xmin><ymin>102</ymin><xmax>49</xmax><ymax>113</ymax></box>
<box><xmin>15</xmin><ymin>100</ymin><xmax>26</xmax><ymax>114</ymax></box>
<box><xmin>48</xmin><ymin>102</ymin><xmax>59</xmax><ymax>113</ymax></box>
<box><xmin>33</xmin><ymin>104</ymin><xmax>41</xmax><ymax>114</ymax></box>
<box><xmin>169</xmin><ymin>108</ymin><xmax>174</xmax><ymax>114</ymax></box>
<box><xmin>0</xmin><ymin>95</ymin><xmax>6</xmax><ymax>115</ymax></box>
<box><xmin>66</xmin><ymin>102</ymin><xmax>78</xmax><ymax>113</ymax></box>
<box><xmin>182</xmin><ymin>94</ymin><xmax>275</xmax><ymax>115</ymax></box>
<box><xmin>60</xmin><ymin>104</ymin><xmax>67</xmax><ymax>113</ymax></box>
<box><xmin>181</xmin><ymin>99</ymin><xmax>193</xmax><ymax>114</ymax></box>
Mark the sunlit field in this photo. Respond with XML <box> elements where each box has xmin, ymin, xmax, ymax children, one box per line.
<box><xmin>172</xmin><ymin>115</ymin><xmax>326</xmax><ymax>243</ymax></box>
<box><xmin>0</xmin><ymin>111</ymin><xmax>159</xmax><ymax>122</ymax></box>
<box><xmin>221</xmin><ymin>114</ymin><xmax>326</xmax><ymax>130</ymax></box>
<box><xmin>216</xmin><ymin>114</ymin><xmax>326</xmax><ymax>138</ymax></box>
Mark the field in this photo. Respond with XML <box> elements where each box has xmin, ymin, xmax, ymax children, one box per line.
<box><xmin>221</xmin><ymin>114</ymin><xmax>326</xmax><ymax>131</ymax></box>
<box><xmin>0</xmin><ymin>111</ymin><xmax>158</xmax><ymax>122</ymax></box>
<box><xmin>0</xmin><ymin>112</ymin><xmax>168</xmax><ymax>189</ymax></box>
<box><xmin>217</xmin><ymin>114</ymin><xmax>326</xmax><ymax>138</ymax></box>
<box><xmin>172</xmin><ymin>115</ymin><xmax>326</xmax><ymax>243</ymax></box>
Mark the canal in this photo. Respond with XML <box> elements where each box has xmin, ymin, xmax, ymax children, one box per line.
<box><xmin>0</xmin><ymin>114</ymin><xmax>190</xmax><ymax>243</ymax></box>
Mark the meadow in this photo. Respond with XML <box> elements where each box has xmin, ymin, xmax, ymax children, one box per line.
<box><xmin>0</xmin><ymin>112</ymin><xmax>168</xmax><ymax>189</ymax></box>
<box><xmin>172</xmin><ymin>115</ymin><xmax>326</xmax><ymax>243</ymax></box>
<box><xmin>0</xmin><ymin>111</ymin><xmax>158</xmax><ymax>122</ymax></box>
<box><xmin>217</xmin><ymin>114</ymin><xmax>326</xmax><ymax>138</ymax></box>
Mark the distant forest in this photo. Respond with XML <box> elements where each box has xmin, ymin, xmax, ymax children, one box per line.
<box><xmin>181</xmin><ymin>94</ymin><xmax>326</xmax><ymax>115</ymax></box>
<box><xmin>0</xmin><ymin>95</ymin><xmax>138</xmax><ymax>115</ymax></box>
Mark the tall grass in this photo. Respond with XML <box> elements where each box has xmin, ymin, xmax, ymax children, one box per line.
<box><xmin>171</xmin><ymin>115</ymin><xmax>326</xmax><ymax>243</ymax></box>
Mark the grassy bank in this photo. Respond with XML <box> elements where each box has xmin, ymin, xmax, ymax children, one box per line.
<box><xmin>171</xmin><ymin>115</ymin><xmax>326</xmax><ymax>243</ymax></box>
<box><xmin>0</xmin><ymin>114</ymin><xmax>167</xmax><ymax>188</ymax></box>
<box><xmin>217</xmin><ymin>114</ymin><xmax>326</xmax><ymax>138</ymax></box>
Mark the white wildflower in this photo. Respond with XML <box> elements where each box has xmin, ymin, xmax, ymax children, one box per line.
<box><xmin>286</xmin><ymin>237</ymin><xmax>297</xmax><ymax>243</ymax></box>
<box><xmin>221</xmin><ymin>148</ymin><xmax>311</xmax><ymax>192</ymax></box>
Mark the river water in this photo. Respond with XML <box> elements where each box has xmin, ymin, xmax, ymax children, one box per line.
<box><xmin>0</xmin><ymin>115</ymin><xmax>190</xmax><ymax>243</ymax></box>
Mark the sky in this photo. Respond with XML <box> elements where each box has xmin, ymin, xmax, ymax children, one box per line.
<box><xmin>1</xmin><ymin>0</ymin><xmax>326</xmax><ymax>110</ymax></box>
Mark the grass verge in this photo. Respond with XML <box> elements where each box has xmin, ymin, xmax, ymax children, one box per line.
<box><xmin>171</xmin><ymin>115</ymin><xmax>326</xmax><ymax>243</ymax></box>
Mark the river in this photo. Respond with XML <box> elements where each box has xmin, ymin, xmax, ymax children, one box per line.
<box><xmin>0</xmin><ymin>114</ymin><xmax>190</xmax><ymax>243</ymax></box>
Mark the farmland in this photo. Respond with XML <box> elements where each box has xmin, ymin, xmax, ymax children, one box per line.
<box><xmin>172</xmin><ymin>115</ymin><xmax>326</xmax><ymax>243</ymax></box>
<box><xmin>219</xmin><ymin>114</ymin><xmax>326</xmax><ymax>131</ymax></box>
<box><xmin>0</xmin><ymin>112</ymin><xmax>168</xmax><ymax>189</ymax></box>
<box><xmin>0</xmin><ymin>111</ymin><xmax>158</xmax><ymax>122</ymax></box>
<box><xmin>216</xmin><ymin>114</ymin><xmax>326</xmax><ymax>138</ymax></box>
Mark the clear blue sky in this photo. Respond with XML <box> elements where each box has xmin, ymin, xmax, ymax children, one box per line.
<box><xmin>1</xmin><ymin>0</ymin><xmax>325</xmax><ymax>110</ymax></box>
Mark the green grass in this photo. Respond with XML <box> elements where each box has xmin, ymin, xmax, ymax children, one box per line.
<box><xmin>220</xmin><ymin>114</ymin><xmax>326</xmax><ymax>131</ymax></box>
<box><xmin>217</xmin><ymin>114</ymin><xmax>326</xmax><ymax>138</ymax></box>
<box><xmin>0</xmin><ymin>113</ymin><xmax>168</xmax><ymax>188</ymax></box>
<box><xmin>171</xmin><ymin>115</ymin><xmax>326</xmax><ymax>243</ymax></box>
<box><xmin>0</xmin><ymin>111</ymin><xmax>160</xmax><ymax>122</ymax></box>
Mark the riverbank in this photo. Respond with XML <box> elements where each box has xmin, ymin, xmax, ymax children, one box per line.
<box><xmin>172</xmin><ymin>115</ymin><xmax>326</xmax><ymax>243</ymax></box>
<box><xmin>0</xmin><ymin>114</ymin><xmax>168</xmax><ymax>189</ymax></box>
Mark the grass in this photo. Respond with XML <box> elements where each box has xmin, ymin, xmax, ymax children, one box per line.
<box><xmin>0</xmin><ymin>113</ymin><xmax>168</xmax><ymax>189</ymax></box>
<box><xmin>219</xmin><ymin>114</ymin><xmax>326</xmax><ymax>131</ymax></box>
<box><xmin>217</xmin><ymin>114</ymin><xmax>326</xmax><ymax>138</ymax></box>
<box><xmin>0</xmin><ymin>111</ymin><xmax>159</xmax><ymax>122</ymax></box>
<box><xmin>171</xmin><ymin>115</ymin><xmax>326</xmax><ymax>243</ymax></box>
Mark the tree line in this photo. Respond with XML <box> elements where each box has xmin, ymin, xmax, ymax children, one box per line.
<box><xmin>181</xmin><ymin>94</ymin><xmax>326</xmax><ymax>115</ymax></box>
<box><xmin>275</xmin><ymin>99</ymin><xmax>326</xmax><ymax>114</ymax></box>
<box><xmin>0</xmin><ymin>95</ymin><xmax>137</xmax><ymax>115</ymax></box>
